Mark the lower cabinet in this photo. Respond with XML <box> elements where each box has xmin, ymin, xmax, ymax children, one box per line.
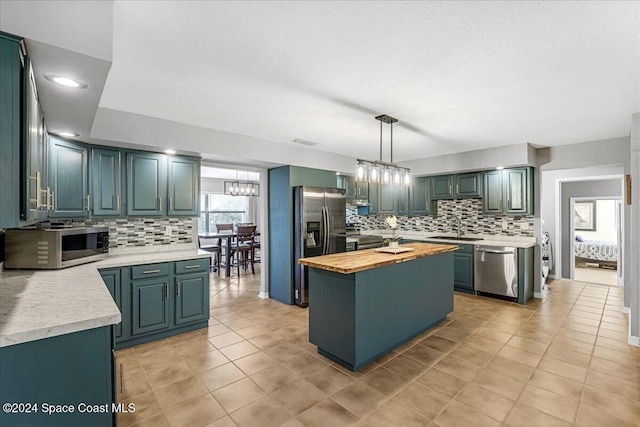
<box><xmin>0</xmin><ymin>326</ymin><xmax>114</xmax><ymax>427</ymax></box>
<box><xmin>99</xmin><ymin>257</ymin><xmax>210</xmax><ymax>350</ymax></box>
<box><xmin>453</xmin><ymin>245</ymin><xmax>475</xmax><ymax>294</ymax></box>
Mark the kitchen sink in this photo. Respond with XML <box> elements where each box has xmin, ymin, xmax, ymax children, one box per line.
<box><xmin>428</xmin><ymin>236</ymin><xmax>484</xmax><ymax>242</ymax></box>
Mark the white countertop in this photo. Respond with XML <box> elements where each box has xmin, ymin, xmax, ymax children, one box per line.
<box><xmin>361</xmin><ymin>230</ymin><xmax>537</xmax><ymax>248</ymax></box>
<box><xmin>0</xmin><ymin>249</ymin><xmax>211</xmax><ymax>348</ymax></box>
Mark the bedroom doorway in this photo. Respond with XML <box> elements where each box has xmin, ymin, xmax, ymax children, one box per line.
<box><xmin>570</xmin><ymin>197</ymin><xmax>622</xmax><ymax>286</ymax></box>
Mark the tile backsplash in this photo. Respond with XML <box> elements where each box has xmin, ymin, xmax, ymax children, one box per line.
<box><xmin>40</xmin><ymin>217</ymin><xmax>195</xmax><ymax>249</ymax></box>
<box><xmin>349</xmin><ymin>199</ymin><xmax>534</xmax><ymax>237</ymax></box>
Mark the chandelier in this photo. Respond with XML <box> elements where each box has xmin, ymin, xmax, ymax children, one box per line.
<box><xmin>356</xmin><ymin>114</ymin><xmax>411</xmax><ymax>185</ymax></box>
<box><xmin>224</xmin><ymin>171</ymin><xmax>260</xmax><ymax>197</ymax></box>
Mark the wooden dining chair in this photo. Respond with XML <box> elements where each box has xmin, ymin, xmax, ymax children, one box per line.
<box><xmin>230</xmin><ymin>225</ymin><xmax>257</xmax><ymax>275</ymax></box>
<box><xmin>197</xmin><ymin>236</ymin><xmax>221</xmax><ymax>276</ymax></box>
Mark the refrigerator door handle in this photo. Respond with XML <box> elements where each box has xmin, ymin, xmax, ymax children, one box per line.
<box><xmin>324</xmin><ymin>206</ymin><xmax>330</xmax><ymax>255</ymax></box>
<box><xmin>321</xmin><ymin>206</ymin><xmax>327</xmax><ymax>255</ymax></box>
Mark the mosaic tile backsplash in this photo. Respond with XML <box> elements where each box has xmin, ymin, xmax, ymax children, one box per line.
<box><xmin>40</xmin><ymin>218</ymin><xmax>194</xmax><ymax>249</ymax></box>
<box><xmin>348</xmin><ymin>198</ymin><xmax>535</xmax><ymax>237</ymax></box>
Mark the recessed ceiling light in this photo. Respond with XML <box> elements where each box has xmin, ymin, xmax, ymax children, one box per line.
<box><xmin>53</xmin><ymin>131</ymin><xmax>80</xmax><ymax>138</ymax></box>
<box><xmin>164</xmin><ymin>149</ymin><xmax>177</xmax><ymax>155</ymax></box>
<box><xmin>43</xmin><ymin>73</ymin><xmax>88</xmax><ymax>89</ymax></box>
<box><xmin>496</xmin><ymin>166</ymin><xmax>504</xmax><ymax>170</ymax></box>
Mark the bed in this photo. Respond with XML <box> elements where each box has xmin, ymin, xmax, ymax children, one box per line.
<box><xmin>574</xmin><ymin>240</ymin><xmax>618</xmax><ymax>269</ymax></box>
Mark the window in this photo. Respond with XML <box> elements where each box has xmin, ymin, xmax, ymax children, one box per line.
<box><xmin>198</xmin><ymin>193</ymin><xmax>248</xmax><ymax>233</ymax></box>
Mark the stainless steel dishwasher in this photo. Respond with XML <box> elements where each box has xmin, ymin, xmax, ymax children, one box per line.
<box><xmin>474</xmin><ymin>245</ymin><xmax>518</xmax><ymax>299</ymax></box>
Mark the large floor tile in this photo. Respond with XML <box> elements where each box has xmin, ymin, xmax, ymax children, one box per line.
<box><xmin>296</xmin><ymin>399</ymin><xmax>360</xmax><ymax>427</ymax></box>
<box><xmin>212</xmin><ymin>377</ymin><xmax>266</xmax><ymax>413</ymax></box>
<box><xmin>332</xmin><ymin>381</ymin><xmax>388</xmax><ymax>418</ymax></box>
<box><xmin>229</xmin><ymin>396</ymin><xmax>294</xmax><ymax>427</ymax></box>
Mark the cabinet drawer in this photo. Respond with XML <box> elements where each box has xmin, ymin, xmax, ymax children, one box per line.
<box><xmin>131</xmin><ymin>263</ymin><xmax>170</xmax><ymax>279</ymax></box>
<box><xmin>175</xmin><ymin>258</ymin><xmax>209</xmax><ymax>274</ymax></box>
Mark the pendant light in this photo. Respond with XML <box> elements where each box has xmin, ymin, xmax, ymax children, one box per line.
<box><xmin>356</xmin><ymin>114</ymin><xmax>411</xmax><ymax>186</ymax></box>
<box><xmin>224</xmin><ymin>170</ymin><xmax>260</xmax><ymax>197</ymax></box>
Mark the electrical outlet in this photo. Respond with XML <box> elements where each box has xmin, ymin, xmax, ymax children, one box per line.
<box><xmin>501</xmin><ymin>220</ymin><xmax>508</xmax><ymax>229</ymax></box>
<box><xmin>165</xmin><ymin>226</ymin><xmax>172</xmax><ymax>236</ymax></box>
<box><xmin>415</xmin><ymin>219</ymin><xmax>421</xmax><ymax>227</ymax></box>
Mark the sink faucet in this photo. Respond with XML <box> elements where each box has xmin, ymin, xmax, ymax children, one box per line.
<box><xmin>453</xmin><ymin>216</ymin><xmax>463</xmax><ymax>238</ymax></box>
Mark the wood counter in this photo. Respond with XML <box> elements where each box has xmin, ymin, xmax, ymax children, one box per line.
<box><xmin>298</xmin><ymin>242</ymin><xmax>458</xmax><ymax>274</ymax></box>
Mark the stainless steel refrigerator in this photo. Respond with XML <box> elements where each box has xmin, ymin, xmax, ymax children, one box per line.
<box><xmin>293</xmin><ymin>186</ymin><xmax>346</xmax><ymax>306</ymax></box>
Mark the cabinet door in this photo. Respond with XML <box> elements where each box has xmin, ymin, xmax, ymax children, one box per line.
<box><xmin>431</xmin><ymin>175</ymin><xmax>454</xmax><ymax>199</ymax></box>
<box><xmin>100</xmin><ymin>268</ymin><xmax>122</xmax><ymax>339</ymax></box>
<box><xmin>132</xmin><ymin>277</ymin><xmax>171</xmax><ymax>336</ymax></box>
<box><xmin>367</xmin><ymin>182</ymin><xmax>379</xmax><ymax>215</ymax></box>
<box><xmin>378</xmin><ymin>183</ymin><xmax>396</xmax><ymax>214</ymax></box>
<box><xmin>396</xmin><ymin>185</ymin><xmax>410</xmax><ymax>216</ymax></box>
<box><xmin>411</xmin><ymin>178</ymin><xmax>428</xmax><ymax>215</ymax></box>
<box><xmin>22</xmin><ymin>58</ymin><xmax>48</xmax><ymax>221</ymax></box>
<box><xmin>0</xmin><ymin>35</ymin><xmax>21</xmax><ymax>228</ymax></box>
<box><xmin>92</xmin><ymin>148</ymin><xmax>122</xmax><ymax>216</ymax></box>
<box><xmin>49</xmin><ymin>137</ymin><xmax>89</xmax><ymax>218</ymax></box>
<box><xmin>175</xmin><ymin>273</ymin><xmax>209</xmax><ymax>325</ymax></box>
<box><xmin>504</xmin><ymin>168</ymin><xmax>532</xmax><ymax>215</ymax></box>
<box><xmin>483</xmin><ymin>170</ymin><xmax>504</xmax><ymax>215</ymax></box>
<box><xmin>455</xmin><ymin>172</ymin><xmax>482</xmax><ymax>198</ymax></box>
<box><xmin>355</xmin><ymin>181</ymin><xmax>369</xmax><ymax>200</ymax></box>
<box><xmin>126</xmin><ymin>152</ymin><xmax>167</xmax><ymax>216</ymax></box>
<box><xmin>454</xmin><ymin>252</ymin><xmax>474</xmax><ymax>291</ymax></box>
<box><xmin>168</xmin><ymin>156</ymin><xmax>199</xmax><ymax>216</ymax></box>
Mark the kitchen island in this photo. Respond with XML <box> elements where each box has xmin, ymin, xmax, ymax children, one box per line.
<box><xmin>299</xmin><ymin>242</ymin><xmax>458</xmax><ymax>371</ymax></box>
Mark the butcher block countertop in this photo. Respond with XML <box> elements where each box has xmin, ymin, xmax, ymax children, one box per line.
<box><xmin>298</xmin><ymin>243</ymin><xmax>458</xmax><ymax>274</ymax></box>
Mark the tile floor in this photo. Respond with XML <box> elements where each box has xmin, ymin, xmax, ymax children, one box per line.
<box><xmin>115</xmin><ymin>271</ymin><xmax>640</xmax><ymax>427</ymax></box>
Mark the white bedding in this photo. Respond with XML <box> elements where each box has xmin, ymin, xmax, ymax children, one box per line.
<box><xmin>574</xmin><ymin>240</ymin><xmax>617</xmax><ymax>262</ymax></box>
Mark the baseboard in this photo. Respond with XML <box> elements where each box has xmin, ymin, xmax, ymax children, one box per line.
<box><xmin>259</xmin><ymin>291</ymin><xmax>269</xmax><ymax>299</ymax></box>
<box><xmin>534</xmin><ymin>292</ymin><xmax>543</xmax><ymax>299</ymax></box>
<box><xmin>623</xmin><ymin>306</ymin><xmax>630</xmax><ymax>314</ymax></box>
<box><xmin>629</xmin><ymin>335</ymin><xmax>640</xmax><ymax>347</ymax></box>
<box><xmin>548</xmin><ymin>274</ymin><xmax>558</xmax><ymax>279</ymax></box>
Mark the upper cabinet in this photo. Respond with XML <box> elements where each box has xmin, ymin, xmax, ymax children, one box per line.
<box><xmin>22</xmin><ymin>56</ymin><xmax>49</xmax><ymax>222</ymax></box>
<box><xmin>48</xmin><ymin>137</ymin><xmax>89</xmax><ymax>218</ymax></box>
<box><xmin>431</xmin><ymin>172</ymin><xmax>482</xmax><ymax>200</ymax></box>
<box><xmin>0</xmin><ymin>33</ymin><xmax>21</xmax><ymax>228</ymax></box>
<box><xmin>410</xmin><ymin>177</ymin><xmax>436</xmax><ymax>216</ymax></box>
<box><xmin>167</xmin><ymin>156</ymin><xmax>200</xmax><ymax>216</ymax></box>
<box><xmin>482</xmin><ymin>167</ymin><xmax>533</xmax><ymax>216</ymax></box>
<box><xmin>126</xmin><ymin>152</ymin><xmax>168</xmax><ymax>216</ymax></box>
<box><xmin>91</xmin><ymin>148</ymin><xmax>122</xmax><ymax>216</ymax></box>
<box><xmin>336</xmin><ymin>175</ymin><xmax>356</xmax><ymax>199</ymax></box>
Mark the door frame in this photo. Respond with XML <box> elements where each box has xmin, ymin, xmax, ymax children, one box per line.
<box><xmin>568</xmin><ymin>196</ymin><xmax>622</xmax><ymax>284</ymax></box>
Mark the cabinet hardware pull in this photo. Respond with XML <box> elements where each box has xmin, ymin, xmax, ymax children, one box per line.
<box><xmin>449</xmin><ymin>183</ymin><xmax>452</xmax><ymax>194</ymax></box>
<box><xmin>51</xmin><ymin>191</ymin><xmax>55</xmax><ymax>210</ymax></box>
<box><xmin>116</xmin><ymin>195</ymin><xmax>120</xmax><ymax>211</ymax></box>
<box><xmin>86</xmin><ymin>194</ymin><xmax>91</xmax><ymax>211</ymax></box>
<box><xmin>456</xmin><ymin>184</ymin><xmax>459</xmax><ymax>194</ymax></box>
<box><xmin>177</xmin><ymin>282</ymin><xmax>181</xmax><ymax>297</ymax></box>
<box><xmin>165</xmin><ymin>284</ymin><xmax>169</xmax><ymax>299</ymax></box>
<box><xmin>158</xmin><ymin>196</ymin><xmax>162</xmax><ymax>211</ymax></box>
<box><xmin>142</xmin><ymin>269</ymin><xmax>161</xmax><ymax>274</ymax></box>
<box><xmin>169</xmin><ymin>196</ymin><xmax>173</xmax><ymax>212</ymax></box>
<box><xmin>184</xmin><ymin>265</ymin><xmax>199</xmax><ymax>269</ymax></box>
<box><xmin>119</xmin><ymin>363</ymin><xmax>124</xmax><ymax>394</ymax></box>
<box><xmin>28</xmin><ymin>172</ymin><xmax>43</xmax><ymax>208</ymax></box>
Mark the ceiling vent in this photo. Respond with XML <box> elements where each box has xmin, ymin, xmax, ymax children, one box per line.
<box><xmin>293</xmin><ymin>138</ymin><xmax>320</xmax><ymax>147</ymax></box>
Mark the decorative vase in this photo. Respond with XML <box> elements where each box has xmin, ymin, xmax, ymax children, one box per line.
<box><xmin>389</xmin><ymin>241</ymin><xmax>399</xmax><ymax>249</ymax></box>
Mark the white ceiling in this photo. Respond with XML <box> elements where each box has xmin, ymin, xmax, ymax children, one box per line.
<box><xmin>2</xmin><ymin>1</ymin><xmax>639</xmax><ymax>166</ymax></box>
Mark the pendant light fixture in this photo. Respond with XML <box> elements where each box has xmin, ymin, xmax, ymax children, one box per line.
<box><xmin>356</xmin><ymin>114</ymin><xmax>411</xmax><ymax>186</ymax></box>
<box><xmin>224</xmin><ymin>170</ymin><xmax>260</xmax><ymax>197</ymax></box>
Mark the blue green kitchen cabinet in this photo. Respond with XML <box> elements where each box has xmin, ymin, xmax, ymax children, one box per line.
<box><xmin>126</xmin><ymin>151</ymin><xmax>167</xmax><ymax>216</ymax></box>
<box><xmin>0</xmin><ymin>33</ymin><xmax>21</xmax><ymax>228</ymax></box>
<box><xmin>411</xmin><ymin>177</ymin><xmax>437</xmax><ymax>216</ymax></box>
<box><xmin>366</xmin><ymin>182</ymin><xmax>380</xmax><ymax>215</ymax></box>
<box><xmin>91</xmin><ymin>148</ymin><xmax>122</xmax><ymax>216</ymax></box>
<box><xmin>0</xmin><ymin>326</ymin><xmax>115</xmax><ymax>427</ymax></box>
<box><xmin>49</xmin><ymin>136</ymin><xmax>90</xmax><ymax>218</ymax></box>
<box><xmin>396</xmin><ymin>184</ymin><xmax>410</xmax><ymax>216</ymax></box>
<box><xmin>483</xmin><ymin>167</ymin><xmax>533</xmax><ymax>216</ymax></box>
<box><xmin>378</xmin><ymin>183</ymin><xmax>396</xmax><ymax>214</ymax></box>
<box><xmin>103</xmin><ymin>258</ymin><xmax>210</xmax><ymax>349</ymax></box>
<box><xmin>22</xmin><ymin>55</ymin><xmax>50</xmax><ymax>222</ymax></box>
<box><xmin>336</xmin><ymin>175</ymin><xmax>356</xmax><ymax>199</ymax></box>
<box><xmin>175</xmin><ymin>258</ymin><xmax>210</xmax><ymax>325</ymax></box>
<box><xmin>100</xmin><ymin>269</ymin><xmax>123</xmax><ymax>339</ymax></box>
<box><xmin>168</xmin><ymin>156</ymin><xmax>200</xmax><ymax>216</ymax></box>
<box><xmin>453</xmin><ymin>244</ymin><xmax>474</xmax><ymax>294</ymax></box>
<box><xmin>431</xmin><ymin>173</ymin><xmax>482</xmax><ymax>200</ymax></box>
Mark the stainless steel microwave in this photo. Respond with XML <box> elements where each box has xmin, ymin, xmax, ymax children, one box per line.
<box><xmin>5</xmin><ymin>227</ymin><xmax>109</xmax><ymax>269</ymax></box>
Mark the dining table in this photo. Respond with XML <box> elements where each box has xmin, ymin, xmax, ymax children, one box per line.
<box><xmin>197</xmin><ymin>231</ymin><xmax>259</xmax><ymax>277</ymax></box>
